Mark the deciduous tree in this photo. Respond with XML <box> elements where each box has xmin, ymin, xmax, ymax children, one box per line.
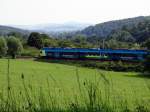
<box><xmin>27</xmin><ymin>32</ymin><xmax>43</xmax><ymax>49</ymax></box>
<box><xmin>0</xmin><ymin>36</ymin><xmax>8</xmax><ymax>57</ymax></box>
<box><xmin>7</xmin><ymin>36</ymin><xmax>23</xmax><ymax>58</ymax></box>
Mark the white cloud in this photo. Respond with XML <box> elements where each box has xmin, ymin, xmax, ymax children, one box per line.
<box><xmin>0</xmin><ymin>0</ymin><xmax>150</xmax><ymax>25</ymax></box>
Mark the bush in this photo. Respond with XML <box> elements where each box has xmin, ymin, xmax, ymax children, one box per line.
<box><xmin>74</xmin><ymin>61</ymin><xmax>143</xmax><ymax>72</ymax></box>
<box><xmin>21</xmin><ymin>46</ymin><xmax>40</xmax><ymax>57</ymax></box>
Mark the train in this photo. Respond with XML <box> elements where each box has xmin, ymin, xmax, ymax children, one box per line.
<box><xmin>40</xmin><ymin>47</ymin><xmax>150</xmax><ymax>61</ymax></box>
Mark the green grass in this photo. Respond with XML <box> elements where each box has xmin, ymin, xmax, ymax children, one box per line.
<box><xmin>0</xmin><ymin>59</ymin><xmax>150</xmax><ymax>111</ymax></box>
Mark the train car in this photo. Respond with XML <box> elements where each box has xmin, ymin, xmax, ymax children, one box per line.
<box><xmin>40</xmin><ymin>47</ymin><xmax>150</xmax><ymax>61</ymax></box>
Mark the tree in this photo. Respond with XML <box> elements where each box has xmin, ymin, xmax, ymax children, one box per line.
<box><xmin>72</xmin><ymin>35</ymin><xmax>86</xmax><ymax>43</ymax></box>
<box><xmin>58</xmin><ymin>40</ymin><xmax>73</xmax><ymax>48</ymax></box>
<box><xmin>43</xmin><ymin>38</ymin><xmax>58</xmax><ymax>47</ymax></box>
<box><xmin>40</xmin><ymin>34</ymin><xmax>50</xmax><ymax>39</ymax></box>
<box><xmin>0</xmin><ymin>36</ymin><xmax>8</xmax><ymax>57</ymax></box>
<box><xmin>71</xmin><ymin>35</ymin><xmax>89</xmax><ymax>48</ymax></box>
<box><xmin>27</xmin><ymin>32</ymin><xmax>43</xmax><ymax>49</ymax></box>
<box><xmin>144</xmin><ymin>38</ymin><xmax>150</xmax><ymax>50</ymax></box>
<box><xmin>106</xmin><ymin>39</ymin><xmax>118</xmax><ymax>49</ymax></box>
<box><xmin>7</xmin><ymin>36</ymin><xmax>23</xmax><ymax>58</ymax></box>
<box><xmin>108</xmin><ymin>30</ymin><xmax>135</xmax><ymax>43</ymax></box>
<box><xmin>144</xmin><ymin>55</ymin><xmax>150</xmax><ymax>73</ymax></box>
<box><xmin>8</xmin><ymin>32</ymin><xmax>23</xmax><ymax>39</ymax></box>
<box><xmin>130</xmin><ymin>43</ymin><xmax>140</xmax><ymax>49</ymax></box>
<box><xmin>86</xmin><ymin>35</ymin><xmax>101</xmax><ymax>47</ymax></box>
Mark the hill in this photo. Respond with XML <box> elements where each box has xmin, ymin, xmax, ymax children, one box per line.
<box><xmin>80</xmin><ymin>16</ymin><xmax>150</xmax><ymax>38</ymax></box>
<box><xmin>0</xmin><ymin>25</ymin><xmax>29</xmax><ymax>35</ymax></box>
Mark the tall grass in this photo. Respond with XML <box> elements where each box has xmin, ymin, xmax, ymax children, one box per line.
<box><xmin>0</xmin><ymin>60</ymin><xmax>149</xmax><ymax>112</ymax></box>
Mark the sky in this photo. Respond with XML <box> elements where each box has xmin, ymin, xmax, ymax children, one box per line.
<box><xmin>0</xmin><ymin>0</ymin><xmax>150</xmax><ymax>25</ymax></box>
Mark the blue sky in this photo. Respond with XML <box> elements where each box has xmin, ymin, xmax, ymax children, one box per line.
<box><xmin>0</xmin><ymin>0</ymin><xmax>150</xmax><ymax>25</ymax></box>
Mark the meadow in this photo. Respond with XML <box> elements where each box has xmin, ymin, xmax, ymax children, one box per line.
<box><xmin>0</xmin><ymin>59</ymin><xmax>150</xmax><ymax>112</ymax></box>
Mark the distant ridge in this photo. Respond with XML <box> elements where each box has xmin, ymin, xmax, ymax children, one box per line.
<box><xmin>12</xmin><ymin>22</ymin><xmax>91</xmax><ymax>33</ymax></box>
<box><xmin>0</xmin><ymin>25</ymin><xmax>29</xmax><ymax>35</ymax></box>
<box><xmin>80</xmin><ymin>16</ymin><xmax>150</xmax><ymax>38</ymax></box>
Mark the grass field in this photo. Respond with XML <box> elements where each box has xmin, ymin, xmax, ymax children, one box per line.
<box><xmin>0</xmin><ymin>59</ymin><xmax>150</xmax><ymax>112</ymax></box>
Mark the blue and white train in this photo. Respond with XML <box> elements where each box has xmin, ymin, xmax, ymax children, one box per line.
<box><xmin>40</xmin><ymin>47</ymin><xmax>150</xmax><ymax>61</ymax></box>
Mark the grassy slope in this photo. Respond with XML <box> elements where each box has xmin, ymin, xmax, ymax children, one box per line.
<box><xmin>0</xmin><ymin>59</ymin><xmax>149</xmax><ymax>109</ymax></box>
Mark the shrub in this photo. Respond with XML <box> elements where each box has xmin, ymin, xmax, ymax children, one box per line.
<box><xmin>73</xmin><ymin>61</ymin><xmax>143</xmax><ymax>72</ymax></box>
<box><xmin>21</xmin><ymin>46</ymin><xmax>40</xmax><ymax>57</ymax></box>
